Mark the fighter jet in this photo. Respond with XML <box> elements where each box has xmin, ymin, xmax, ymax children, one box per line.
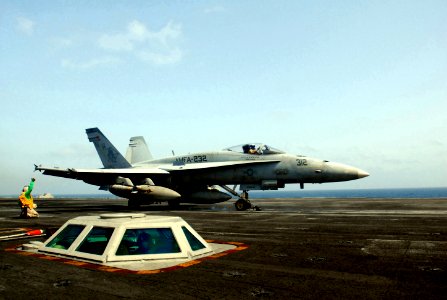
<box><xmin>35</xmin><ymin>128</ymin><xmax>369</xmax><ymax>210</ymax></box>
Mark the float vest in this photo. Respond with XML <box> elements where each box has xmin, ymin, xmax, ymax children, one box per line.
<box><xmin>19</xmin><ymin>192</ymin><xmax>34</xmax><ymax>208</ymax></box>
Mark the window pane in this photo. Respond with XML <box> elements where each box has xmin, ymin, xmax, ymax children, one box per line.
<box><xmin>116</xmin><ymin>228</ymin><xmax>181</xmax><ymax>256</ymax></box>
<box><xmin>76</xmin><ymin>227</ymin><xmax>114</xmax><ymax>255</ymax></box>
<box><xmin>46</xmin><ymin>225</ymin><xmax>85</xmax><ymax>250</ymax></box>
<box><xmin>182</xmin><ymin>226</ymin><xmax>205</xmax><ymax>251</ymax></box>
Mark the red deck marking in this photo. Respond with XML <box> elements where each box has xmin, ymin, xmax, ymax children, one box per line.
<box><xmin>5</xmin><ymin>241</ymin><xmax>248</xmax><ymax>275</ymax></box>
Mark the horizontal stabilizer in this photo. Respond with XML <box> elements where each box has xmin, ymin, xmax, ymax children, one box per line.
<box><xmin>35</xmin><ymin>165</ymin><xmax>169</xmax><ymax>186</ymax></box>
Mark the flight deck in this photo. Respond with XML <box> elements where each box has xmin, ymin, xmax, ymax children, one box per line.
<box><xmin>0</xmin><ymin>197</ymin><xmax>446</xmax><ymax>299</ymax></box>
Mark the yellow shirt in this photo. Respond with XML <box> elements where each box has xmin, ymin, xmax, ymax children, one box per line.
<box><xmin>19</xmin><ymin>192</ymin><xmax>34</xmax><ymax>208</ymax></box>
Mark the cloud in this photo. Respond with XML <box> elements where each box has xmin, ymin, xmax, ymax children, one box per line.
<box><xmin>127</xmin><ymin>20</ymin><xmax>148</xmax><ymax>41</ymax></box>
<box><xmin>98</xmin><ymin>20</ymin><xmax>183</xmax><ymax>65</ymax></box>
<box><xmin>61</xmin><ymin>56</ymin><xmax>121</xmax><ymax>70</ymax></box>
<box><xmin>56</xmin><ymin>20</ymin><xmax>183</xmax><ymax>70</ymax></box>
<box><xmin>16</xmin><ymin>17</ymin><xmax>35</xmax><ymax>35</ymax></box>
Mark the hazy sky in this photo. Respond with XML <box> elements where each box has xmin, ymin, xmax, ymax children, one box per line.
<box><xmin>1</xmin><ymin>1</ymin><xmax>446</xmax><ymax>195</ymax></box>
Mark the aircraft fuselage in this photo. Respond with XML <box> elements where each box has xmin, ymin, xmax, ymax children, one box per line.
<box><xmin>133</xmin><ymin>151</ymin><xmax>368</xmax><ymax>190</ymax></box>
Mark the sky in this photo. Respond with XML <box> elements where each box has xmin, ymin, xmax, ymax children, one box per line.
<box><xmin>1</xmin><ymin>1</ymin><xmax>446</xmax><ymax>195</ymax></box>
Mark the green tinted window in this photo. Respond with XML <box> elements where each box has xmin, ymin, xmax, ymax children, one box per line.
<box><xmin>46</xmin><ymin>225</ymin><xmax>85</xmax><ymax>250</ymax></box>
<box><xmin>76</xmin><ymin>227</ymin><xmax>114</xmax><ymax>255</ymax></box>
<box><xmin>182</xmin><ymin>226</ymin><xmax>205</xmax><ymax>251</ymax></box>
<box><xmin>116</xmin><ymin>228</ymin><xmax>180</xmax><ymax>256</ymax></box>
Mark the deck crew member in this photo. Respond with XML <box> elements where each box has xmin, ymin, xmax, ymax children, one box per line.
<box><xmin>19</xmin><ymin>178</ymin><xmax>39</xmax><ymax>218</ymax></box>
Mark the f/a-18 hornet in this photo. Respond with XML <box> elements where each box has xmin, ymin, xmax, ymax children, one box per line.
<box><xmin>36</xmin><ymin>128</ymin><xmax>369</xmax><ymax>210</ymax></box>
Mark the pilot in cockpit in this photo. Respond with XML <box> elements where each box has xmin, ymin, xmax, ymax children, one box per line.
<box><xmin>243</xmin><ymin>144</ymin><xmax>258</xmax><ymax>154</ymax></box>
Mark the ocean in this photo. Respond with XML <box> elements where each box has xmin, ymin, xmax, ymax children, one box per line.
<box><xmin>5</xmin><ymin>187</ymin><xmax>447</xmax><ymax>199</ymax></box>
<box><xmin>249</xmin><ymin>187</ymin><xmax>447</xmax><ymax>199</ymax></box>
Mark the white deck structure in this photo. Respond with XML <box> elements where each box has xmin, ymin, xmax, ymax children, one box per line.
<box><xmin>22</xmin><ymin>213</ymin><xmax>236</xmax><ymax>271</ymax></box>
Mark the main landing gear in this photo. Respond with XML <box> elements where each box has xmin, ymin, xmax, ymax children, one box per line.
<box><xmin>220</xmin><ymin>186</ymin><xmax>261</xmax><ymax>211</ymax></box>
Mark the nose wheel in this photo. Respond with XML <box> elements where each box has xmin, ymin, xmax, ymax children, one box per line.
<box><xmin>235</xmin><ymin>198</ymin><xmax>254</xmax><ymax>211</ymax></box>
<box><xmin>220</xmin><ymin>185</ymin><xmax>260</xmax><ymax>211</ymax></box>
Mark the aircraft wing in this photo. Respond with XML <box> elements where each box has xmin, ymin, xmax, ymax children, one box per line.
<box><xmin>36</xmin><ymin>160</ymin><xmax>278</xmax><ymax>177</ymax></box>
<box><xmin>35</xmin><ymin>159</ymin><xmax>279</xmax><ymax>185</ymax></box>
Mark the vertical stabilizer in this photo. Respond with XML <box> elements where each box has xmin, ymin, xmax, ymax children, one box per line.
<box><xmin>85</xmin><ymin>128</ymin><xmax>131</xmax><ymax>168</ymax></box>
<box><xmin>125</xmin><ymin>136</ymin><xmax>153</xmax><ymax>164</ymax></box>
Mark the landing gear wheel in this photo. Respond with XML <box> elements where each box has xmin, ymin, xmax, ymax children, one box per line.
<box><xmin>219</xmin><ymin>186</ymin><xmax>261</xmax><ymax>211</ymax></box>
<box><xmin>235</xmin><ymin>199</ymin><xmax>252</xmax><ymax>211</ymax></box>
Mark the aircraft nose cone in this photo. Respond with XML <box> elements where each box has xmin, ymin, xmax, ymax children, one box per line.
<box><xmin>357</xmin><ymin>169</ymin><xmax>369</xmax><ymax>179</ymax></box>
<box><xmin>323</xmin><ymin>162</ymin><xmax>369</xmax><ymax>182</ymax></box>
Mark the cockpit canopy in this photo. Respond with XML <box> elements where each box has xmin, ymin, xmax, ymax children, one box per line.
<box><xmin>223</xmin><ymin>143</ymin><xmax>285</xmax><ymax>155</ymax></box>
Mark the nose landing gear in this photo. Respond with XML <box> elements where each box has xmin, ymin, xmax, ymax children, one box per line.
<box><xmin>220</xmin><ymin>186</ymin><xmax>261</xmax><ymax>211</ymax></box>
<box><xmin>234</xmin><ymin>198</ymin><xmax>253</xmax><ymax>211</ymax></box>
